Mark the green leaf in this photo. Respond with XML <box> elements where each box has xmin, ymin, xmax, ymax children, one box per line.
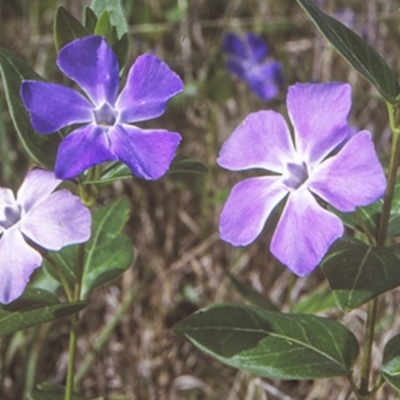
<box><xmin>321</xmin><ymin>238</ymin><xmax>400</xmax><ymax>312</ymax></box>
<box><xmin>293</xmin><ymin>283</ymin><xmax>337</xmax><ymax>314</ymax></box>
<box><xmin>112</xmin><ymin>32</ymin><xmax>129</xmax><ymax>71</ymax></box>
<box><xmin>173</xmin><ymin>303</ymin><xmax>359</xmax><ymax>379</ymax></box>
<box><xmin>28</xmin><ymin>382</ymin><xmax>87</xmax><ymax>400</ymax></box>
<box><xmin>296</xmin><ymin>0</ymin><xmax>399</xmax><ymax>102</ymax></box>
<box><xmin>226</xmin><ymin>271</ymin><xmax>278</xmax><ymax>311</ymax></box>
<box><xmin>382</xmin><ymin>335</ymin><xmax>400</xmax><ymax>391</ymax></box>
<box><xmin>83</xmin><ymin>6</ymin><xmax>98</xmax><ymax>33</ymax></box>
<box><xmin>84</xmin><ymin>156</ymin><xmax>209</xmax><ymax>186</ymax></box>
<box><xmin>90</xmin><ymin>0</ymin><xmax>128</xmax><ymax>39</ymax></box>
<box><xmin>0</xmin><ymin>289</ymin><xmax>87</xmax><ymax>337</ymax></box>
<box><xmin>43</xmin><ymin>197</ymin><xmax>133</xmax><ymax>298</ymax></box>
<box><xmin>0</xmin><ymin>47</ymin><xmax>61</xmax><ymax>169</ymax></box>
<box><xmin>54</xmin><ymin>6</ymin><xmax>90</xmax><ymax>52</ymax></box>
<box><xmin>94</xmin><ymin>10</ymin><xmax>112</xmax><ymax>38</ymax></box>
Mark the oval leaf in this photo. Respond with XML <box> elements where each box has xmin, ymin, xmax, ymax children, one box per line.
<box><xmin>173</xmin><ymin>303</ymin><xmax>359</xmax><ymax>379</ymax></box>
<box><xmin>54</xmin><ymin>6</ymin><xmax>90</xmax><ymax>52</ymax></box>
<box><xmin>84</xmin><ymin>6</ymin><xmax>98</xmax><ymax>33</ymax></box>
<box><xmin>0</xmin><ymin>290</ymin><xmax>87</xmax><ymax>337</ymax></box>
<box><xmin>382</xmin><ymin>335</ymin><xmax>400</xmax><ymax>392</ymax></box>
<box><xmin>297</xmin><ymin>0</ymin><xmax>399</xmax><ymax>102</ymax></box>
<box><xmin>321</xmin><ymin>238</ymin><xmax>400</xmax><ymax>312</ymax></box>
<box><xmin>0</xmin><ymin>47</ymin><xmax>61</xmax><ymax>169</ymax></box>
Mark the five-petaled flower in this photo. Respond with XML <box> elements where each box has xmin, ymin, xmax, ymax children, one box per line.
<box><xmin>218</xmin><ymin>82</ymin><xmax>386</xmax><ymax>276</ymax></box>
<box><xmin>0</xmin><ymin>169</ymin><xmax>91</xmax><ymax>304</ymax></box>
<box><xmin>21</xmin><ymin>35</ymin><xmax>184</xmax><ymax>180</ymax></box>
<box><xmin>223</xmin><ymin>32</ymin><xmax>283</xmax><ymax>101</ymax></box>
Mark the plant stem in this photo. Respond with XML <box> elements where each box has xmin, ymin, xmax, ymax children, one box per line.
<box><xmin>65</xmin><ymin>243</ymin><xmax>86</xmax><ymax>400</ymax></box>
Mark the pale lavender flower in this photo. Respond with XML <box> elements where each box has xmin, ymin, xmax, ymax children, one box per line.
<box><xmin>0</xmin><ymin>169</ymin><xmax>91</xmax><ymax>304</ymax></box>
<box><xmin>21</xmin><ymin>35</ymin><xmax>183</xmax><ymax>180</ymax></box>
<box><xmin>218</xmin><ymin>82</ymin><xmax>386</xmax><ymax>276</ymax></box>
<box><xmin>223</xmin><ymin>32</ymin><xmax>283</xmax><ymax>101</ymax></box>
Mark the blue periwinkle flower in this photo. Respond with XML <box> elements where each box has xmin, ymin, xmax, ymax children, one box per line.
<box><xmin>21</xmin><ymin>35</ymin><xmax>184</xmax><ymax>180</ymax></box>
<box><xmin>223</xmin><ymin>32</ymin><xmax>283</xmax><ymax>101</ymax></box>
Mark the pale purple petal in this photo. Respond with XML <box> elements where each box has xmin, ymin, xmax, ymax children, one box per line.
<box><xmin>109</xmin><ymin>124</ymin><xmax>181</xmax><ymax>180</ymax></box>
<box><xmin>116</xmin><ymin>54</ymin><xmax>184</xmax><ymax>123</ymax></box>
<box><xmin>217</xmin><ymin>111</ymin><xmax>296</xmax><ymax>173</ymax></box>
<box><xmin>57</xmin><ymin>36</ymin><xmax>119</xmax><ymax>106</ymax></box>
<box><xmin>0</xmin><ymin>189</ymin><xmax>18</xmax><ymax>233</ymax></box>
<box><xmin>245</xmin><ymin>33</ymin><xmax>268</xmax><ymax>63</ymax></box>
<box><xmin>21</xmin><ymin>81</ymin><xmax>93</xmax><ymax>133</ymax></box>
<box><xmin>309</xmin><ymin>131</ymin><xmax>386</xmax><ymax>211</ymax></box>
<box><xmin>17</xmin><ymin>169</ymin><xmax>61</xmax><ymax>212</ymax></box>
<box><xmin>223</xmin><ymin>33</ymin><xmax>246</xmax><ymax>58</ymax></box>
<box><xmin>21</xmin><ymin>190</ymin><xmax>91</xmax><ymax>250</ymax></box>
<box><xmin>55</xmin><ymin>124</ymin><xmax>117</xmax><ymax>179</ymax></box>
<box><xmin>0</xmin><ymin>228</ymin><xmax>42</xmax><ymax>304</ymax></box>
<box><xmin>271</xmin><ymin>189</ymin><xmax>343</xmax><ymax>276</ymax></box>
<box><xmin>287</xmin><ymin>82</ymin><xmax>351</xmax><ymax>166</ymax></box>
<box><xmin>220</xmin><ymin>177</ymin><xmax>288</xmax><ymax>246</ymax></box>
<box><xmin>247</xmin><ymin>62</ymin><xmax>282</xmax><ymax>101</ymax></box>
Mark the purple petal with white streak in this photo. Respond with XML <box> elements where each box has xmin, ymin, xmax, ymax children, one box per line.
<box><xmin>21</xmin><ymin>190</ymin><xmax>91</xmax><ymax>250</ymax></box>
<box><xmin>109</xmin><ymin>124</ymin><xmax>181</xmax><ymax>180</ymax></box>
<box><xmin>287</xmin><ymin>82</ymin><xmax>351</xmax><ymax>165</ymax></box>
<box><xmin>0</xmin><ymin>229</ymin><xmax>42</xmax><ymax>304</ymax></box>
<box><xmin>271</xmin><ymin>189</ymin><xmax>343</xmax><ymax>276</ymax></box>
<box><xmin>17</xmin><ymin>169</ymin><xmax>61</xmax><ymax>213</ymax></box>
<box><xmin>57</xmin><ymin>36</ymin><xmax>119</xmax><ymax>106</ymax></box>
<box><xmin>247</xmin><ymin>62</ymin><xmax>282</xmax><ymax>100</ymax></box>
<box><xmin>20</xmin><ymin>81</ymin><xmax>93</xmax><ymax>133</ymax></box>
<box><xmin>116</xmin><ymin>54</ymin><xmax>184</xmax><ymax>123</ymax></box>
<box><xmin>219</xmin><ymin>177</ymin><xmax>288</xmax><ymax>246</ymax></box>
<box><xmin>309</xmin><ymin>131</ymin><xmax>386</xmax><ymax>212</ymax></box>
<box><xmin>55</xmin><ymin>124</ymin><xmax>117</xmax><ymax>179</ymax></box>
<box><xmin>217</xmin><ymin>110</ymin><xmax>296</xmax><ymax>173</ymax></box>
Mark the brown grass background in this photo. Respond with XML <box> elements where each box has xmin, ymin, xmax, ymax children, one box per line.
<box><xmin>1</xmin><ymin>0</ymin><xmax>400</xmax><ymax>399</ymax></box>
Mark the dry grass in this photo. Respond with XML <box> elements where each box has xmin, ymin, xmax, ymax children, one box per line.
<box><xmin>1</xmin><ymin>0</ymin><xmax>400</xmax><ymax>399</ymax></box>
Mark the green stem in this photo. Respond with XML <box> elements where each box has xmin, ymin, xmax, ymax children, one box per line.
<box><xmin>358</xmin><ymin>103</ymin><xmax>400</xmax><ymax>397</ymax></box>
<box><xmin>64</xmin><ymin>243</ymin><xmax>86</xmax><ymax>400</ymax></box>
<box><xmin>45</xmin><ymin>255</ymin><xmax>73</xmax><ymax>302</ymax></box>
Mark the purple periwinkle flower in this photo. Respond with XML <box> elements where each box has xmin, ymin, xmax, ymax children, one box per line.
<box><xmin>21</xmin><ymin>35</ymin><xmax>184</xmax><ymax>180</ymax></box>
<box><xmin>218</xmin><ymin>82</ymin><xmax>386</xmax><ymax>276</ymax></box>
<box><xmin>0</xmin><ymin>169</ymin><xmax>91</xmax><ymax>304</ymax></box>
<box><xmin>223</xmin><ymin>32</ymin><xmax>283</xmax><ymax>101</ymax></box>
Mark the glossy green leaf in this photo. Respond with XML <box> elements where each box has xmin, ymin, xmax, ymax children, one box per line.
<box><xmin>28</xmin><ymin>382</ymin><xmax>87</xmax><ymax>400</ymax></box>
<box><xmin>54</xmin><ymin>6</ymin><xmax>90</xmax><ymax>52</ymax></box>
<box><xmin>297</xmin><ymin>0</ymin><xmax>399</xmax><ymax>102</ymax></box>
<box><xmin>226</xmin><ymin>271</ymin><xmax>278</xmax><ymax>311</ymax></box>
<box><xmin>321</xmin><ymin>238</ymin><xmax>400</xmax><ymax>312</ymax></box>
<box><xmin>83</xmin><ymin>6</ymin><xmax>98</xmax><ymax>33</ymax></box>
<box><xmin>43</xmin><ymin>197</ymin><xmax>133</xmax><ymax>298</ymax></box>
<box><xmin>293</xmin><ymin>284</ymin><xmax>337</xmax><ymax>314</ymax></box>
<box><xmin>0</xmin><ymin>289</ymin><xmax>87</xmax><ymax>337</ymax></box>
<box><xmin>84</xmin><ymin>156</ymin><xmax>209</xmax><ymax>186</ymax></box>
<box><xmin>90</xmin><ymin>0</ymin><xmax>128</xmax><ymax>39</ymax></box>
<box><xmin>0</xmin><ymin>47</ymin><xmax>61</xmax><ymax>169</ymax></box>
<box><xmin>382</xmin><ymin>335</ymin><xmax>400</xmax><ymax>391</ymax></box>
<box><xmin>174</xmin><ymin>303</ymin><xmax>359</xmax><ymax>379</ymax></box>
<box><xmin>94</xmin><ymin>10</ymin><xmax>112</xmax><ymax>38</ymax></box>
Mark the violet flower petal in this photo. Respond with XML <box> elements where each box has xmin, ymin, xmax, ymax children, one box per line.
<box><xmin>287</xmin><ymin>82</ymin><xmax>351</xmax><ymax>165</ymax></box>
<box><xmin>21</xmin><ymin>81</ymin><xmax>93</xmax><ymax>133</ymax></box>
<box><xmin>220</xmin><ymin>177</ymin><xmax>288</xmax><ymax>246</ymax></box>
<box><xmin>271</xmin><ymin>189</ymin><xmax>343</xmax><ymax>276</ymax></box>
<box><xmin>217</xmin><ymin>111</ymin><xmax>296</xmax><ymax>173</ymax></box>
<box><xmin>21</xmin><ymin>190</ymin><xmax>91</xmax><ymax>250</ymax></box>
<box><xmin>0</xmin><ymin>228</ymin><xmax>42</xmax><ymax>304</ymax></box>
<box><xmin>245</xmin><ymin>33</ymin><xmax>268</xmax><ymax>63</ymax></box>
<box><xmin>247</xmin><ymin>62</ymin><xmax>282</xmax><ymax>101</ymax></box>
<box><xmin>109</xmin><ymin>124</ymin><xmax>181</xmax><ymax>180</ymax></box>
<box><xmin>309</xmin><ymin>131</ymin><xmax>386</xmax><ymax>212</ymax></box>
<box><xmin>17</xmin><ymin>169</ymin><xmax>61</xmax><ymax>212</ymax></box>
<box><xmin>222</xmin><ymin>33</ymin><xmax>246</xmax><ymax>58</ymax></box>
<box><xmin>57</xmin><ymin>36</ymin><xmax>119</xmax><ymax>106</ymax></box>
<box><xmin>55</xmin><ymin>124</ymin><xmax>117</xmax><ymax>179</ymax></box>
<box><xmin>226</xmin><ymin>59</ymin><xmax>246</xmax><ymax>80</ymax></box>
<box><xmin>116</xmin><ymin>54</ymin><xmax>184</xmax><ymax>123</ymax></box>
<box><xmin>0</xmin><ymin>189</ymin><xmax>18</xmax><ymax>233</ymax></box>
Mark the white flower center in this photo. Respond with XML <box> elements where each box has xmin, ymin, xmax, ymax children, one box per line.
<box><xmin>283</xmin><ymin>162</ymin><xmax>309</xmax><ymax>190</ymax></box>
<box><xmin>0</xmin><ymin>204</ymin><xmax>21</xmax><ymax>230</ymax></box>
<box><xmin>93</xmin><ymin>103</ymin><xmax>119</xmax><ymax>127</ymax></box>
